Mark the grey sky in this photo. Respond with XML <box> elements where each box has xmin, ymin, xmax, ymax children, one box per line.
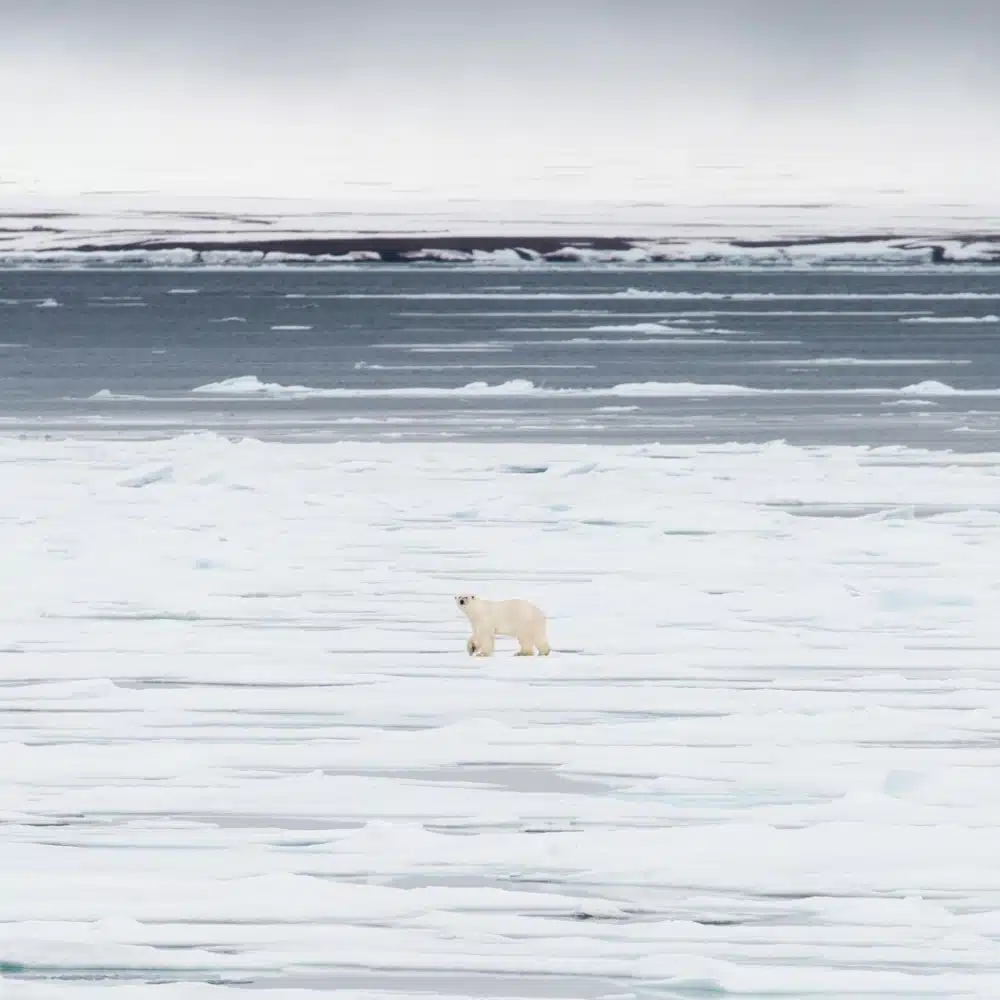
<box><xmin>3</xmin><ymin>1</ymin><xmax>997</xmax><ymax>97</ymax></box>
<box><xmin>1</xmin><ymin>1</ymin><xmax>997</xmax><ymax>201</ymax></box>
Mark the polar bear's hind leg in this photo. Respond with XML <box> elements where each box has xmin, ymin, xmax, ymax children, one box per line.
<box><xmin>531</xmin><ymin>628</ymin><xmax>551</xmax><ymax>656</ymax></box>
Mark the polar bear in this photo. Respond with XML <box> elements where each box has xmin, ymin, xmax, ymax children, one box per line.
<box><xmin>456</xmin><ymin>594</ymin><xmax>551</xmax><ymax>657</ymax></box>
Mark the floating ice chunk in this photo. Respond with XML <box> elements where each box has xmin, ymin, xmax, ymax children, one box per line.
<box><xmin>451</xmin><ymin>378</ymin><xmax>537</xmax><ymax>395</ymax></box>
<box><xmin>755</xmin><ymin>357</ymin><xmax>972</xmax><ymax>367</ymax></box>
<box><xmin>186</xmin><ymin>375</ymin><xmax>765</xmax><ymax>398</ymax></box>
<box><xmin>88</xmin><ymin>389</ymin><xmax>158</xmax><ymax>401</ymax></box>
<box><xmin>190</xmin><ymin>375</ymin><xmax>315</xmax><ymax>395</ymax></box>
<box><xmin>897</xmin><ymin>380</ymin><xmax>959</xmax><ymax>396</ymax></box>
<box><xmin>901</xmin><ymin>314</ymin><xmax>999</xmax><ymax>324</ymax></box>
<box><xmin>588</xmin><ymin>322</ymin><xmax>680</xmax><ymax>333</ymax></box>
<box><xmin>607</xmin><ymin>381</ymin><xmax>758</xmax><ymax>396</ymax></box>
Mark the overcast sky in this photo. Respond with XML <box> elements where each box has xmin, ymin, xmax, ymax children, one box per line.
<box><xmin>2</xmin><ymin>0</ymin><xmax>997</xmax><ymax>203</ymax></box>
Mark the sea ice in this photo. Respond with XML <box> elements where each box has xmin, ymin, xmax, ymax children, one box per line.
<box><xmin>2</xmin><ymin>434</ymin><xmax>1000</xmax><ymax>996</ymax></box>
<box><xmin>179</xmin><ymin>375</ymin><xmax>1000</xmax><ymax>401</ymax></box>
<box><xmin>901</xmin><ymin>314</ymin><xmax>999</xmax><ymax>324</ymax></box>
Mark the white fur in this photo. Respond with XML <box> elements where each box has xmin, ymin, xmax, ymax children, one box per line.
<box><xmin>456</xmin><ymin>594</ymin><xmax>551</xmax><ymax>657</ymax></box>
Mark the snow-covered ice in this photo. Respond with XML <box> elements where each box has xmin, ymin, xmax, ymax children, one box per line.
<box><xmin>0</xmin><ymin>193</ymin><xmax>998</xmax><ymax>268</ymax></box>
<box><xmin>901</xmin><ymin>315</ymin><xmax>999</xmax><ymax>324</ymax></box>
<box><xmin>3</xmin><ymin>432</ymin><xmax>1000</xmax><ymax>997</ymax></box>
<box><xmin>176</xmin><ymin>375</ymin><xmax>1000</xmax><ymax>400</ymax></box>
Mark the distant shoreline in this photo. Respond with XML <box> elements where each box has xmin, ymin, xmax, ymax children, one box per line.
<box><xmin>2</xmin><ymin>197</ymin><xmax>999</xmax><ymax>266</ymax></box>
<box><xmin>0</xmin><ymin>233</ymin><xmax>995</xmax><ymax>267</ymax></box>
<box><xmin>71</xmin><ymin>231</ymin><xmax>997</xmax><ymax>250</ymax></box>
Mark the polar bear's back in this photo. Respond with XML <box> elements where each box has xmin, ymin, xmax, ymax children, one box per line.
<box><xmin>470</xmin><ymin>597</ymin><xmax>545</xmax><ymax>635</ymax></box>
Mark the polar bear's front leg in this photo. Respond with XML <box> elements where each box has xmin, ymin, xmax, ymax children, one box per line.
<box><xmin>473</xmin><ymin>630</ymin><xmax>495</xmax><ymax>657</ymax></box>
<box><xmin>466</xmin><ymin>636</ymin><xmax>477</xmax><ymax>656</ymax></box>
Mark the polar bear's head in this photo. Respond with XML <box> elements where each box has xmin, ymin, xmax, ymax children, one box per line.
<box><xmin>455</xmin><ymin>594</ymin><xmax>476</xmax><ymax>611</ymax></box>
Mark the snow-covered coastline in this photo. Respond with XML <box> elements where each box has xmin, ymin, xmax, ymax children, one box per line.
<box><xmin>2</xmin><ymin>194</ymin><xmax>998</xmax><ymax>267</ymax></box>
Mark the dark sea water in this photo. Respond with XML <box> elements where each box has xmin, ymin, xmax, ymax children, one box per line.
<box><xmin>2</xmin><ymin>265</ymin><xmax>1000</xmax><ymax>448</ymax></box>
